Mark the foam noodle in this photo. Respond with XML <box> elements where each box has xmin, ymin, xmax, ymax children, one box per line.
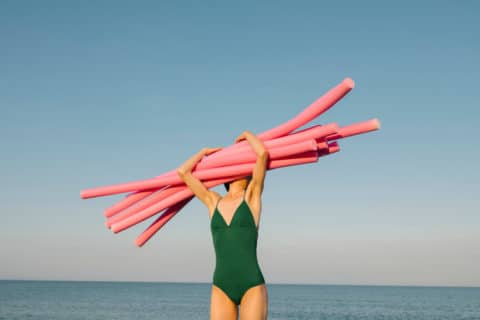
<box><xmin>326</xmin><ymin>118</ymin><xmax>380</xmax><ymax>141</ymax></box>
<box><xmin>207</xmin><ymin>78</ymin><xmax>354</xmax><ymax>158</ymax></box>
<box><xmin>135</xmin><ymin>195</ymin><xmax>194</xmax><ymax>247</ymax></box>
<box><xmin>104</xmin><ymin>187</ymin><xmax>166</xmax><ymax>218</ymax></box>
<box><xmin>106</xmin><ymin>184</ymin><xmax>187</xmax><ymax>227</ymax></box>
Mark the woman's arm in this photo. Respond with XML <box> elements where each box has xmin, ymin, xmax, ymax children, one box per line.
<box><xmin>177</xmin><ymin>147</ymin><xmax>221</xmax><ymax>211</ymax></box>
<box><xmin>235</xmin><ymin>131</ymin><xmax>268</xmax><ymax>196</ymax></box>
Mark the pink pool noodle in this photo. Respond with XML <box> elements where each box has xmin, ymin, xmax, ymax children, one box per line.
<box><xmin>105</xmin><ymin>192</ymin><xmax>151</xmax><ymax>218</ymax></box>
<box><xmin>110</xmin><ymin>151</ymin><xmax>321</xmax><ymax>233</ymax></box>
<box><xmin>326</xmin><ymin>118</ymin><xmax>380</xmax><ymax>140</ymax></box>
<box><xmin>81</xmin><ymin>78</ymin><xmax>353</xmax><ymax>200</ymax></box>
<box><xmin>106</xmin><ymin>184</ymin><xmax>188</xmax><ymax>227</ymax></box>
<box><xmin>206</xmin><ymin>78</ymin><xmax>354</xmax><ymax>159</ymax></box>
<box><xmin>135</xmin><ymin>142</ymin><xmax>341</xmax><ymax>245</ymax></box>
<box><xmin>104</xmin><ymin>187</ymin><xmax>168</xmax><ymax>218</ymax></box>
<box><xmin>135</xmin><ymin>195</ymin><xmax>194</xmax><ymax>247</ymax></box>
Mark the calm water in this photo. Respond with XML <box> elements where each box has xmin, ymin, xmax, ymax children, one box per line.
<box><xmin>0</xmin><ymin>280</ymin><xmax>479</xmax><ymax>319</ymax></box>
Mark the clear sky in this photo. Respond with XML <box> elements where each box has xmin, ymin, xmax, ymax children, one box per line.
<box><xmin>1</xmin><ymin>1</ymin><xmax>479</xmax><ymax>287</ymax></box>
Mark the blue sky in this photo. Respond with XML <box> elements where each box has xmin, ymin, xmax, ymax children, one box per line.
<box><xmin>1</xmin><ymin>1</ymin><xmax>479</xmax><ymax>286</ymax></box>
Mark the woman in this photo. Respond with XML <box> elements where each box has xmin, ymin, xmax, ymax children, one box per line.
<box><xmin>177</xmin><ymin>130</ymin><xmax>269</xmax><ymax>320</ymax></box>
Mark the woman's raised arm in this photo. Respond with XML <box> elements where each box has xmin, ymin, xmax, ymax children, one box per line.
<box><xmin>235</xmin><ymin>131</ymin><xmax>268</xmax><ymax>196</ymax></box>
<box><xmin>177</xmin><ymin>147</ymin><xmax>222</xmax><ymax>210</ymax></box>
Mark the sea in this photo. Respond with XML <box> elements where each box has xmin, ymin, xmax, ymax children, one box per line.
<box><xmin>0</xmin><ymin>280</ymin><xmax>479</xmax><ymax>319</ymax></box>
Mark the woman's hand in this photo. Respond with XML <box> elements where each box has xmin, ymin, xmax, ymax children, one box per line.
<box><xmin>178</xmin><ymin>147</ymin><xmax>222</xmax><ymax>175</ymax></box>
<box><xmin>202</xmin><ymin>147</ymin><xmax>222</xmax><ymax>156</ymax></box>
<box><xmin>234</xmin><ymin>131</ymin><xmax>268</xmax><ymax>201</ymax></box>
<box><xmin>234</xmin><ymin>130</ymin><xmax>250</xmax><ymax>143</ymax></box>
<box><xmin>177</xmin><ymin>146</ymin><xmax>223</xmax><ymax>210</ymax></box>
<box><xmin>234</xmin><ymin>130</ymin><xmax>267</xmax><ymax>156</ymax></box>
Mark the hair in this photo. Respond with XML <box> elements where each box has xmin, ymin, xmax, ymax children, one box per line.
<box><xmin>224</xmin><ymin>176</ymin><xmax>252</xmax><ymax>191</ymax></box>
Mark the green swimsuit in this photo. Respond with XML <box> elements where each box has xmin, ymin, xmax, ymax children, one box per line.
<box><xmin>210</xmin><ymin>190</ymin><xmax>265</xmax><ymax>305</ymax></box>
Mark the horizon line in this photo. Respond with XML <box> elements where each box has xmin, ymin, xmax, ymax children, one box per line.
<box><xmin>1</xmin><ymin>278</ymin><xmax>479</xmax><ymax>289</ymax></box>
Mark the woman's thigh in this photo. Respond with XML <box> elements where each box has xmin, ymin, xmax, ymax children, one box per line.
<box><xmin>239</xmin><ymin>284</ymin><xmax>268</xmax><ymax>320</ymax></box>
<box><xmin>210</xmin><ymin>285</ymin><xmax>238</xmax><ymax>320</ymax></box>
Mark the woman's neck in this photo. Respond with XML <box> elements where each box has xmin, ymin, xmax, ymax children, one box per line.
<box><xmin>227</xmin><ymin>189</ymin><xmax>244</xmax><ymax>199</ymax></box>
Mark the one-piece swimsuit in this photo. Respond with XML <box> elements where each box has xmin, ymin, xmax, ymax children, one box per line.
<box><xmin>210</xmin><ymin>190</ymin><xmax>265</xmax><ymax>305</ymax></box>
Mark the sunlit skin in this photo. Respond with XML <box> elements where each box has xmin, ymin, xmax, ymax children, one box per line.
<box><xmin>177</xmin><ymin>130</ymin><xmax>269</xmax><ymax>320</ymax></box>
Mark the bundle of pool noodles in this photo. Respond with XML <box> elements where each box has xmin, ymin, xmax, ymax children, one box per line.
<box><xmin>80</xmin><ymin>78</ymin><xmax>381</xmax><ymax>247</ymax></box>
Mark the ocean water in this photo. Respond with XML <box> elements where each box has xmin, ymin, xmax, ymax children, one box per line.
<box><xmin>0</xmin><ymin>281</ymin><xmax>479</xmax><ymax>320</ymax></box>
